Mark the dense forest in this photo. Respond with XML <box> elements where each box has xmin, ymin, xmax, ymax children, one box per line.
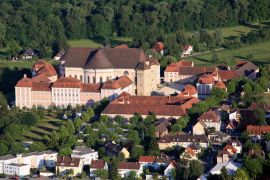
<box><xmin>0</xmin><ymin>0</ymin><xmax>270</xmax><ymax>57</ymax></box>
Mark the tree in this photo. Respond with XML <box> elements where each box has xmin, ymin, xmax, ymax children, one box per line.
<box><xmin>29</xmin><ymin>142</ymin><xmax>46</xmax><ymax>152</ymax></box>
<box><xmin>59</xmin><ymin>147</ymin><xmax>72</xmax><ymax>156</ymax></box>
<box><xmin>211</xmin><ymin>53</ymin><xmax>219</xmax><ymax>64</ymax></box>
<box><xmin>9</xmin><ymin>142</ymin><xmax>25</xmax><ymax>154</ymax></box>
<box><xmin>146</xmin><ymin>137</ymin><xmax>160</xmax><ymax>156</ymax></box>
<box><xmin>253</xmin><ymin>109</ymin><xmax>266</xmax><ymax>125</ymax></box>
<box><xmin>127</xmin><ymin>130</ymin><xmax>140</xmax><ymax>145</ymax></box>
<box><xmin>20</xmin><ymin>112</ymin><xmax>39</xmax><ymax>127</ymax></box>
<box><xmin>95</xmin><ymin>169</ymin><xmax>109</xmax><ymax>180</ymax></box>
<box><xmin>124</xmin><ymin>171</ymin><xmax>137</xmax><ymax>180</ymax></box>
<box><xmin>220</xmin><ymin>166</ymin><xmax>229</xmax><ymax>180</ymax></box>
<box><xmin>244</xmin><ymin>157</ymin><xmax>263</xmax><ymax>179</ymax></box>
<box><xmin>0</xmin><ymin>143</ymin><xmax>8</xmax><ymax>156</ymax></box>
<box><xmin>233</xmin><ymin>169</ymin><xmax>249</xmax><ymax>180</ymax></box>
<box><xmin>74</xmin><ymin>117</ymin><xmax>82</xmax><ymax>132</ymax></box>
<box><xmin>109</xmin><ymin>158</ymin><xmax>120</xmax><ymax>180</ymax></box>
<box><xmin>131</xmin><ymin>145</ymin><xmax>144</xmax><ymax>161</ymax></box>
<box><xmin>189</xmin><ymin>160</ymin><xmax>204</xmax><ymax>179</ymax></box>
<box><xmin>7</xmin><ymin>40</ymin><xmax>20</xmax><ymax>58</ymax></box>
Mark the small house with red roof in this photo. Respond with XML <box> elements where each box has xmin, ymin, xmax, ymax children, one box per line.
<box><xmin>118</xmin><ymin>162</ymin><xmax>142</xmax><ymax>178</ymax></box>
<box><xmin>197</xmin><ymin>110</ymin><xmax>221</xmax><ymax>131</ymax></box>
<box><xmin>90</xmin><ymin>160</ymin><xmax>108</xmax><ymax>177</ymax></box>
<box><xmin>152</xmin><ymin>42</ymin><xmax>165</xmax><ymax>55</ymax></box>
<box><xmin>178</xmin><ymin>84</ymin><xmax>198</xmax><ymax>98</ymax></box>
<box><xmin>196</xmin><ymin>74</ymin><xmax>215</xmax><ymax>95</ymax></box>
<box><xmin>181</xmin><ymin>45</ymin><xmax>193</xmax><ymax>57</ymax></box>
<box><xmin>138</xmin><ymin>156</ymin><xmax>156</xmax><ymax>167</ymax></box>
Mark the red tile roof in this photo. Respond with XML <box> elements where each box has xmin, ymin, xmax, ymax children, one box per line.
<box><xmin>81</xmin><ymin>83</ymin><xmax>101</xmax><ymax>93</ymax></box>
<box><xmin>165</xmin><ymin>60</ymin><xmax>193</xmax><ymax>72</ymax></box>
<box><xmin>218</xmin><ymin>70</ymin><xmax>239</xmax><ymax>81</ymax></box>
<box><xmin>153</xmin><ymin>42</ymin><xmax>164</xmax><ymax>52</ymax></box>
<box><xmin>118</xmin><ymin>162</ymin><xmax>140</xmax><ymax>170</ymax></box>
<box><xmin>31</xmin><ymin>82</ymin><xmax>52</xmax><ymax>91</ymax></box>
<box><xmin>102</xmin><ymin>76</ymin><xmax>133</xmax><ymax>90</ymax></box>
<box><xmin>102</xmin><ymin>94</ymin><xmax>199</xmax><ymax>117</ymax></box>
<box><xmin>115</xmin><ymin>44</ymin><xmax>129</xmax><ymax>49</ymax></box>
<box><xmin>52</xmin><ymin>77</ymin><xmax>82</xmax><ymax>88</ymax></box>
<box><xmin>33</xmin><ymin>60</ymin><xmax>57</xmax><ymax>77</ymax></box>
<box><xmin>224</xmin><ymin>144</ymin><xmax>237</xmax><ymax>154</ymax></box>
<box><xmin>138</xmin><ymin>156</ymin><xmax>156</xmax><ymax>163</ymax></box>
<box><xmin>247</xmin><ymin>125</ymin><xmax>270</xmax><ymax>135</ymax></box>
<box><xmin>214</xmin><ymin>81</ymin><xmax>226</xmax><ymax>89</ymax></box>
<box><xmin>198</xmin><ymin>110</ymin><xmax>220</xmax><ymax>122</ymax></box>
<box><xmin>198</xmin><ymin>74</ymin><xmax>214</xmax><ymax>84</ymax></box>
<box><xmin>180</xmin><ymin>84</ymin><xmax>197</xmax><ymax>96</ymax></box>
<box><xmin>16</xmin><ymin>75</ymin><xmax>32</xmax><ymax>87</ymax></box>
<box><xmin>90</xmin><ymin>160</ymin><xmax>106</xmax><ymax>169</ymax></box>
<box><xmin>56</xmin><ymin>156</ymin><xmax>80</xmax><ymax>167</ymax></box>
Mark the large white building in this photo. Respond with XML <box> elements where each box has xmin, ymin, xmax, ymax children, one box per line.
<box><xmin>3</xmin><ymin>163</ymin><xmax>31</xmax><ymax>176</ymax></box>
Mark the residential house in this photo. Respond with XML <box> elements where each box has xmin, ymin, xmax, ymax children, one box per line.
<box><xmin>71</xmin><ymin>146</ymin><xmax>98</xmax><ymax>166</ymax></box>
<box><xmin>105</xmin><ymin>141</ymin><xmax>130</xmax><ymax>159</ymax></box>
<box><xmin>193</xmin><ymin>121</ymin><xmax>207</xmax><ymax>135</ymax></box>
<box><xmin>56</xmin><ymin>156</ymin><xmax>83</xmax><ymax>177</ymax></box>
<box><xmin>208</xmin><ymin>132</ymin><xmax>231</xmax><ymax>145</ymax></box>
<box><xmin>247</xmin><ymin>125</ymin><xmax>270</xmax><ymax>141</ymax></box>
<box><xmin>209</xmin><ymin>161</ymin><xmax>242</xmax><ymax>175</ymax></box>
<box><xmin>158</xmin><ymin>133</ymin><xmax>209</xmax><ymax>150</ymax></box>
<box><xmin>102</xmin><ymin>92</ymin><xmax>200</xmax><ymax>119</ymax></box>
<box><xmin>164</xmin><ymin>161</ymin><xmax>177</xmax><ymax>180</ymax></box>
<box><xmin>62</xmin><ymin>47</ymin><xmax>160</xmax><ymax>96</ymax></box>
<box><xmin>196</xmin><ymin>74</ymin><xmax>215</xmax><ymax>95</ymax></box>
<box><xmin>248</xmin><ymin>103</ymin><xmax>270</xmax><ymax>118</ymax></box>
<box><xmin>90</xmin><ymin>160</ymin><xmax>108</xmax><ymax>177</ymax></box>
<box><xmin>180</xmin><ymin>144</ymin><xmax>201</xmax><ymax>160</ymax></box>
<box><xmin>197</xmin><ymin>110</ymin><xmax>221</xmax><ymax>131</ymax></box>
<box><xmin>152</xmin><ymin>42</ymin><xmax>164</xmax><ymax>55</ymax></box>
<box><xmin>217</xmin><ymin>144</ymin><xmax>238</xmax><ymax>164</ymax></box>
<box><xmin>235</xmin><ymin>60</ymin><xmax>259</xmax><ymax>80</ymax></box>
<box><xmin>138</xmin><ymin>156</ymin><xmax>156</xmax><ymax>168</ymax></box>
<box><xmin>181</xmin><ymin>45</ymin><xmax>193</xmax><ymax>57</ymax></box>
<box><xmin>53</xmin><ymin>50</ymin><xmax>65</xmax><ymax>61</ymax></box>
<box><xmin>155</xmin><ymin>123</ymin><xmax>169</xmax><ymax>138</ymax></box>
<box><xmin>0</xmin><ymin>155</ymin><xmax>19</xmax><ymax>174</ymax></box>
<box><xmin>118</xmin><ymin>162</ymin><xmax>142</xmax><ymax>178</ymax></box>
<box><xmin>22</xmin><ymin>48</ymin><xmax>35</xmax><ymax>60</ymax></box>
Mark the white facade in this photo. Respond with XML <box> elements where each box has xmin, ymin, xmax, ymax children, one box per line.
<box><xmin>71</xmin><ymin>147</ymin><xmax>98</xmax><ymax>166</ymax></box>
<box><xmin>164</xmin><ymin>163</ymin><xmax>176</xmax><ymax>180</ymax></box>
<box><xmin>4</xmin><ymin>164</ymin><xmax>31</xmax><ymax>176</ymax></box>
<box><xmin>118</xmin><ymin>168</ymin><xmax>142</xmax><ymax>178</ymax></box>
<box><xmin>0</xmin><ymin>155</ymin><xmax>18</xmax><ymax>174</ymax></box>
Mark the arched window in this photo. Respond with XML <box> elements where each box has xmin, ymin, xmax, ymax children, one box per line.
<box><xmin>88</xmin><ymin>76</ymin><xmax>90</xmax><ymax>83</ymax></box>
<box><xmin>100</xmin><ymin>77</ymin><xmax>103</xmax><ymax>83</ymax></box>
<box><xmin>75</xmin><ymin>75</ymin><xmax>77</xmax><ymax>79</ymax></box>
<box><xmin>93</xmin><ymin>77</ymin><xmax>96</xmax><ymax>83</ymax></box>
<box><xmin>80</xmin><ymin>75</ymin><xmax>83</xmax><ymax>81</ymax></box>
<box><xmin>124</xmin><ymin>71</ymin><xmax>129</xmax><ymax>75</ymax></box>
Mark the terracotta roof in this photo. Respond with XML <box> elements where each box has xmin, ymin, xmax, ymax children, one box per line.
<box><xmin>81</xmin><ymin>83</ymin><xmax>101</xmax><ymax>93</ymax></box>
<box><xmin>102</xmin><ymin>76</ymin><xmax>133</xmax><ymax>90</ymax></box>
<box><xmin>214</xmin><ymin>81</ymin><xmax>226</xmax><ymax>89</ymax></box>
<box><xmin>90</xmin><ymin>160</ymin><xmax>106</xmax><ymax>169</ymax></box>
<box><xmin>63</xmin><ymin>47</ymin><xmax>147</xmax><ymax>69</ymax></box>
<box><xmin>247</xmin><ymin>125</ymin><xmax>270</xmax><ymax>135</ymax></box>
<box><xmin>31</xmin><ymin>82</ymin><xmax>52</xmax><ymax>91</ymax></box>
<box><xmin>16</xmin><ymin>75</ymin><xmax>32</xmax><ymax>87</ymax></box>
<box><xmin>114</xmin><ymin>44</ymin><xmax>129</xmax><ymax>48</ymax></box>
<box><xmin>224</xmin><ymin>144</ymin><xmax>237</xmax><ymax>154</ymax></box>
<box><xmin>56</xmin><ymin>156</ymin><xmax>80</xmax><ymax>167</ymax></box>
<box><xmin>52</xmin><ymin>77</ymin><xmax>82</xmax><ymax>88</ymax></box>
<box><xmin>198</xmin><ymin>110</ymin><xmax>220</xmax><ymax>122</ymax></box>
<box><xmin>183</xmin><ymin>45</ymin><xmax>193</xmax><ymax>51</ymax></box>
<box><xmin>153</xmin><ymin>42</ymin><xmax>164</xmax><ymax>52</ymax></box>
<box><xmin>198</xmin><ymin>74</ymin><xmax>214</xmax><ymax>84</ymax></box>
<box><xmin>186</xmin><ymin>147</ymin><xmax>196</xmax><ymax>157</ymax></box>
<box><xmin>248</xmin><ymin>103</ymin><xmax>270</xmax><ymax>112</ymax></box>
<box><xmin>159</xmin><ymin>133</ymin><xmax>208</xmax><ymax>143</ymax></box>
<box><xmin>31</xmin><ymin>73</ymin><xmax>50</xmax><ymax>83</ymax></box>
<box><xmin>218</xmin><ymin>70</ymin><xmax>239</xmax><ymax>81</ymax></box>
<box><xmin>118</xmin><ymin>162</ymin><xmax>140</xmax><ymax>170</ymax></box>
<box><xmin>33</xmin><ymin>60</ymin><xmax>57</xmax><ymax>77</ymax></box>
<box><xmin>102</xmin><ymin>95</ymin><xmax>199</xmax><ymax>117</ymax></box>
<box><xmin>138</xmin><ymin>156</ymin><xmax>156</xmax><ymax>163</ymax></box>
<box><xmin>165</xmin><ymin>60</ymin><xmax>193</xmax><ymax>72</ymax></box>
<box><xmin>180</xmin><ymin>84</ymin><xmax>197</xmax><ymax>96</ymax></box>
<box><xmin>178</xmin><ymin>66</ymin><xmax>216</xmax><ymax>75</ymax></box>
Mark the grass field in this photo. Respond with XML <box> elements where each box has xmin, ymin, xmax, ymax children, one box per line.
<box><xmin>20</xmin><ymin>118</ymin><xmax>63</xmax><ymax>142</ymax></box>
<box><xmin>68</xmin><ymin>36</ymin><xmax>133</xmax><ymax>48</ymax></box>
<box><xmin>0</xmin><ymin>60</ymin><xmax>34</xmax><ymax>69</ymax></box>
<box><xmin>185</xmin><ymin>40</ymin><xmax>270</xmax><ymax>66</ymax></box>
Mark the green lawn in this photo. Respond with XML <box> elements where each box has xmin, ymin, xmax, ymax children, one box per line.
<box><xmin>68</xmin><ymin>36</ymin><xmax>133</xmax><ymax>48</ymax></box>
<box><xmin>185</xmin><ymin>40</ymin><xmax>270</xmax><ymax>66</ymax></box>
<box><xmin>19</xmin><ymin>118</ymin><xmax>63</xmax><ymax>142</ymax></box>
<box><xmin>0</xmin><ymin>60</ymin><xmax>34</xmax><ymax>69</ymax></box>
